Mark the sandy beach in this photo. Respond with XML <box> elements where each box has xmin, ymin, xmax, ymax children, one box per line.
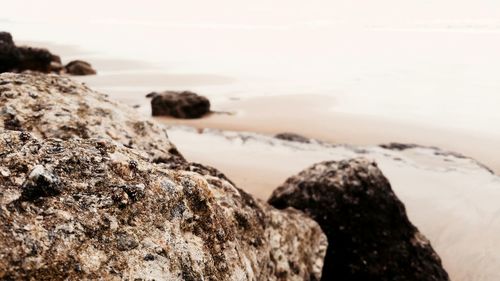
<box><xmin>3</xmin><ymin>1</ymin><xmax>500</xmax><ymax>278</ymax></box>
<box><xmin>153</xmin><ymin>94</ymin><xmax>500</xmax><ymax>175</ymax></box>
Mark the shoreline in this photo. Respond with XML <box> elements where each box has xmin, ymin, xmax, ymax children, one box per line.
<box><xmin>24</xmin><ymin>39</ymin><xmax>500</xmax><ymax>175</ymax></box>
<box><xmin>165</xmin><ymin>125</ymin><xmax>500</xmax><ymax>281</ymax></box>
<box><xmin>154</xmin><ymin>94</ymin><xmax>500</xmax><ymax>174</ymax></box>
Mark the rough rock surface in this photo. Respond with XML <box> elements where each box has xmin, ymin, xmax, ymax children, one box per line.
<box><xmin>0</xmin><ymin>131</ymin><xmax>327</xmax><ymax>280</ymax></box>
<box><xmin>275</xmin><ymin>132</ymin><xmax>311</xmax><ymax>143</ymax></box>
<box><xmin>0</xmin><ymin>32</ymin><xmax>62</xmax><ymax>73</ymax></box>
<box><xmin>149</xmin><ymin>91</ymin><xmax>211</xmax><ymax>119</ymax></box>
<box><xmin>0</xmin><ymin>72</ymin><xmax>183</xmax><ymax>164</ymax></box>
<box><xmin>269</xmin><ymin>158</ymin><xmax>450</xmax><ymax>281</ymax></box>
<box><xmin>0</xmin><ymin>73</ymin><xmax>327</xmax><ymax>280</ymax></box>
<box><xmin>64</xmin><ymin>60</ymin><xmax>97</xmax><ymax>76</ymax></box>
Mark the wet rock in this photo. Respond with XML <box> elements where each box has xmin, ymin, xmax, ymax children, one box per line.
<box><xmin>275</xmin><ymin>132</ymin><xmax>311</xmax><ymax>143</ymax></box>
<box><xmin>0</xmin><ymin>72</ymin><xmax>184</xmax><ymax>164</ymax></box>
<box><xmin>150</xmin><ymin>91</ymin><xmax>211</xmax><ymax>118</ymax></box>
<box><xmin>269</xmin><ymin>158</ymin><xmax>450</xmax><ymax>281</ymax></box>
<box><xmin>0</xmin><ymin>131</ymin><xmax>327</xmax><ymax>280</ymax></box>
<box><xmin>64</xmin><ymin>60</ymin><xmax>96</xmax><ymax>76</ymax></box>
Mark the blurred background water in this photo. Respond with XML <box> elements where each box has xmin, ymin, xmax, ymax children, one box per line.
<box><xmin>3</xmin><ymin>0</ymin><xmax>500</xmax><ymax>137</ymax></box>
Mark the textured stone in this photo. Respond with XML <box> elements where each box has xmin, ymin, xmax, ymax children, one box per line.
<box><xmin>269</xmin><ymin>158</ymin><xmax>450</xmax><ymax>281</ymax></box>
<box><xmin>0</xmin><ymin>131</ymin><xmax>327</xmax><ymax>280</ymax></box>
<box><xmin>0</xmin><ymin>73</ymin><xmax>327</xmax><ymax>280</ymax></box>
<box><xmin>0</xmin><ymin>72</ymin><xmax>183</xmax><ymax>164</ymax></box>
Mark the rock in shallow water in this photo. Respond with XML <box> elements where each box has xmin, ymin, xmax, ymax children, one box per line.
<box><xmin>269</xmin><ymin>158</ymin><xmax>450</xmax><ymax>281</ymax></box>
<box><xmin>149</xmin><ymin>90</ymin><xmax>211</xmax><ymax>119</ymax></box>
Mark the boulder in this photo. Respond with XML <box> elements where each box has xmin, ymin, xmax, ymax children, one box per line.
<box><xmin>275</xmin><ymin>132</ymin><xmax>311</xmax><ymax>143</ymax></box>
<box><xmin>269</xmin><ymin>158</ymin><xmax>450</xmax><ymax>281</ymax></box>
<box><xmin>0</xmin><ymin>72</ymin><xmax>183</xmax><ymax>164</ymax></box>
<box><xmin>0</xmin><ymin>131</ymin><xmax>327</xmax><ymax>280</ymax></box>
<box><xmin>64</xmin><ymin>60</ymin><xmax>96</xmax><ymax>76</ymax></box>
<box><xmin>0</xmin><ymin>32</ymin><xmax>21</xmax><ymax>73</ymax></box>
<box><xmin>0</xmin><ymin>32</ymin><xmax>71</xmax><ymax>74</ymax></box>
<box><xmin>0</xmin><ymin>73</ymin><xmax>328</xmax><ymax>280</ymax></box>
<box><xmin>150</xmin><ymin>91</ymin><xmax>211</xmax><ymax>119</ymax></box>
<box><xmin>16</xmin><ymin>46</ymin><xmax>61</xmax><ymax>73</ymax></box>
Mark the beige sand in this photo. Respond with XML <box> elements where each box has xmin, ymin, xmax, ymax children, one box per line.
<box><xmin>155</xmin><ymin>94</ymin><xmax>500</xmax><ymax>174</ymax></box>
<box><xmin>31</xmin><ymin>40</ymin><xmax>499</xmax><ymax>175</ymax></box>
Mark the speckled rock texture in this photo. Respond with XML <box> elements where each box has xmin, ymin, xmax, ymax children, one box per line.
<box><xmin>269</xmin><ymin>158</ymin><xmax>450</xmax><ymax>281</ymax></box>
<box><xmin>0</xmin><ymin>73</ymin><xmax>327</xmax><ymax>280</ymax></box>
<box><xmin>0</xmin><ymin>72</ymin><xmax>183</xmax><ymax>164</ymax></box>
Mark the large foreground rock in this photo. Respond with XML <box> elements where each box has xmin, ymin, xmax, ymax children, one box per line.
<box><xmin>0</xmin><ymin>72</ymin><xmax>183</xmax><ymax>164</ymax></box>
<box><xmin>149</xmin><ymin>91</ymin><xmax>211</xmax><ymax>119</ymax></box>
<box><xmin>269</xmin><ymin>158</ymin><xmax>449</xmax><ymax>281</ymax></box>
<box><xmin>0</xmin><ymin>132</ymin><xmax>326</xmax><ymax>280</ymax></box>
<box><xmin>0</xmin><ymin>73</ymin><xmax>327</xmax><ymax>280</ymax></box>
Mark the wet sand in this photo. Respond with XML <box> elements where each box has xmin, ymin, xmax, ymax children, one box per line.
<box><xmin>27</xmin><ymin>40</ymin><xmax>500</xmax><ymax>176</ymax></box>
<box><xmin>155</xmin><ymin>94</ymin><xmax>500</xmax><ymax>174</ymax></box>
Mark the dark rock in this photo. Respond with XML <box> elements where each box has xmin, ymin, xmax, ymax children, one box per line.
<box><xmin>379</xmin><ymin>142</ymin><xmax>419</xmax><ymax>151</ymax></box>
<box><xmin>0</xmin><ymin>32</ymin><xmax>66</xmax><ymax>74</ymax></box>
<box><xmin>16</xmin><ymin>46</ymin><xmax>60</xmax><ymax>73</ymax></box>
<box><xmin>0</xmin><ymin>31</ymin><xmax>20</xmax><ymax>73</ymax></box>
<box><xmin>20</xmin><ymin>165</ymin><xmax>63</xmax><ymax>201</ymax></box>
<box><xmin>64</xmin><ymin>60</ymin><xmax>96</xmax><ymax>76</ymax></box>
<box><xmin>145</xmin><ymin>92</ymin><xmax>157</xmax><ymax>98</ymax></box>
<box><xmin>150</xmin><ymin>91</ymin><xmax>211</xmax><ymax>119</ymax></box>
<box><xmin>275</xmin><ymin>132</ymin><xmax>311</xmax><ymax>143</ymax></box>
<box><xmin>269</xmin><ymin>158</ymin><xmax>450</xmax><ymax>281</ymax></box>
